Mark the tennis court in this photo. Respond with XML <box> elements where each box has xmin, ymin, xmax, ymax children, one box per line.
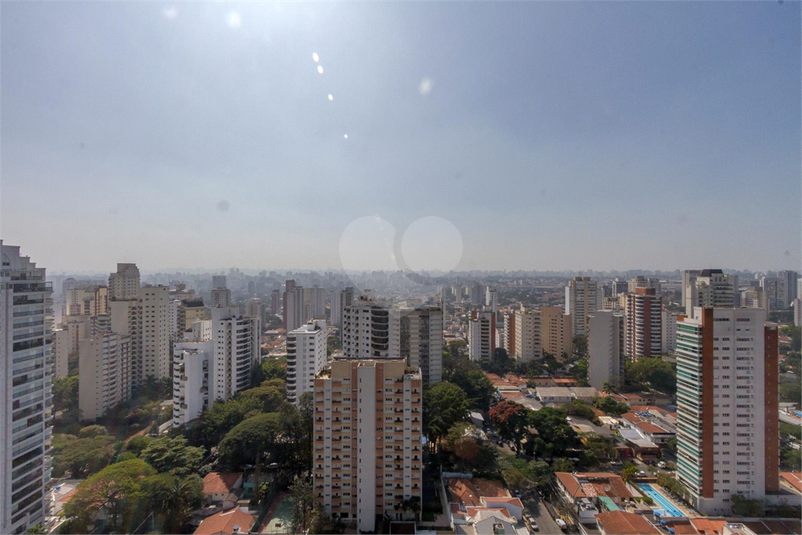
<box><xmin>262</xmin><ymin>494</ymin><xmax>294</xmax><ymax>534</ymax></box>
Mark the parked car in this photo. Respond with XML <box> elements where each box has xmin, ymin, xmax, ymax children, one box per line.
<box><xmin>657</xmin><ymin>461</ymin><xmax>667</xmax><ymax>469</ymax></box>
<box><xmin>555</xmin><ymin>518</ymin><xmax>567</xmax><ymax>530</ymax></box>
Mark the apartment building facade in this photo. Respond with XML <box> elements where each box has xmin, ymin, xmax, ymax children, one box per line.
<box><xmin>313</xmin><ymin>359</ymin><xmax>423</xmax><ymax>532</ymax></box>
<box><xmin>287</xmin><ymin>319</ymin><xmax>328</xmax><ymax>404</ymax></box>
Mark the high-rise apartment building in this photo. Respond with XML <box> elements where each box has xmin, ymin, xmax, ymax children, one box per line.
<box><xmin>779</xmin><ymin>270</ymin><xmax>798</xmax><ymax>303</ymax></box>
<box><xmin>209</xmin><ymin>307</ymin><xmax>260</xmax><ymax>402</ymax></box>
<box><xmin>211</xmin><ymin>275</ymin><xmax>227</xmax><ymax>290</ymax></box>
<box><xmin>676</xmin><ymin>307</ymin><xmax>778</xmax><ymax>515</ymax></box>
<box><xmin>485</xmin><ymin>288</ymin><xmax>498</xmax><ymax>313</ymax></box>
<box><xmin>330</xmin><ymin>287</ymin><xmax>355</xmax><ymax>330</ymax></box>
<box><xmin>587</xmin><ymin>311</ymin><xmax>624</xmax><ymax>390</ymax></box>
<box><xmin>565</xmin><ymin>277</ymin><xmax>599</xmax><ymax>338</ymax></box>
<box><xmin>139</xmin><ymin>286</ymin><xmax>171</xmax><ymax>381</ymax></box>
<box><xmin>246</xmin><ymin>299</ymin><xmax>266</xmax><ymax>326</ymax></box>
<box><xmin>760</xmin><ymin>277</ymin><xmax>787</xmax><ymax>311</ymax></box>
<box><xmin>0</xmin><ymin>241</ymin><xmax>53</xmax><ymax>533</ymax></box>
<box><xmin>172</xmin><ymin>341</ymin><xmax>213</xmax><ymax>426</ymax></box>
<box><xmin>741</xmin><ymin>286</ymin><xmax>770</xmax><ymax>314</ymax></box>
<box><xmin>64</xmin><ymin>285</ymin><xmax>108</xmax><ymax>317</ymax></box>
<box><xmin>287</xmin><ymin>320</ymin><xmax>327</xmax><ymax>405</ymax></box>
<box><xmin>793</xmin><ymin>299</ymin><xmax>801</xmax><ymax>327</ymax></box>
<box><xmin>341</xmin><ymin>298</ymin><xmax>442</xmax><ymax>384</ymax></box>
<box><xmin>628</xmin><ymin>276</ymin><xmax>661</xmax><ymax>295</ymax></box>
<box><xmin>684</xmin><ymin>269</ymin><xmax>738</xmax><ymax>315</ymax></box>
<box><xmin>624</xmin><ymin>288</ymin><xmax>662</xmax><ymax>359</ymax></box>
<box><xmin>78</xmin><ymin>333</ymin><xmax>132</xmax><ymax>421</ymax></box>
<box><xmin>468</xmin><ymin>310</ymin><xmax>495</xmax><ymax>363</ymax></box>
<box><xmin>661</xmin><ymin>309</ymin><xmax>679</xmax><ymax>355</ymax></box>
<box><xmin>271</xmin><ymin>289</ymin><xmax>280</xmax><ymax>315</ymax></box>
<box><xmin>183</xmin><ymin>299</ymin><xmax>209</xmax><ymax>331</ymax></box>
<box><xmin>513</xmin><ymin>308</ymin><xmax>542</xmax><ymax>362</ymax></box>
<box><xmin>53</xmin><ymin>316</ymin><xmax>90</xmax><ymax>378</ymax></box>
<box><xmin>541</xmin><ymin>306</ymin><xmax>572</xmax><ymax>359</ymax></box>
<box><xmin>108</xmin><ymin>263</ymin><xmax>140</xmax><ymax>300</ymax></box>
<box><xmin>210</xmin><ymin>287</ymin><xmax>231</xmax><ymax>308</ymax></box>
<box><xmin>503</xmin><ymin>311</ymin><xmax>516</xmax><ymax>357</ymax></box>
<box><xmin>313</xmin><ymin>359</ymin><xmax>423</xmax><ymax>532</ymax></box>
<box><xmin>469</xmin><ymin>282</ymin><xmax>485</xmax><ymax>305</ymax></box>
<box><xmin>392</xmin><ymin>306</ymin><xmax>442</xmax><ymax>384</ymax></box>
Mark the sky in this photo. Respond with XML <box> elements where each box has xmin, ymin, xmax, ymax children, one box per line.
<box><xmin>2</xmin><ymin>1</ymin><xmax>800</xmax><ymax>274</ymax></box>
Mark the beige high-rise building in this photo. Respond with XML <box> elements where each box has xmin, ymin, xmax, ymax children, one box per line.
<box><xmin>513</xmin><ymin>307</ymin><xmax>542</xmax><ymax>362</ymax></box>
<box><xmin>684</xmin><ymin>269</ymin><xmax>738</xmax><ymax>315</ymax></box>
<box><xmin>565</xmin><ymin>277</ymin><xmax>599</xmax><ymax>338</ymax></box>
<box><xmin>742</xmin><ymin>286</ymin><xmax>770</xmax><ymax>313</ymax></box>
<box><xmin>313</xmin><ymin>360</ymin><xmax>423</xmax><ymax>532</ymax></box>
<box><xmin>210</xmin><ymin>307</ymin><xmax>260</xmax><ymax>402</ymax></box>
<box><xmin>183</xmin><ymin>299</ymin><xmax>209</xmax><ymax>331</ymax></box>
<box><xmin>624</xmin><ymin>288</ymin><xmax>662</xmax><ymax>359</ymax></box>
<box><xmin>541</xmin><ymin>306</ymin><xmax>572</xmax><ymax>359</ymax></box>
<box><xmin>468</xmin><ymin>310</ymin><xmax>495</xmax><ymax>363</ymax></box>
<box><xmin>65</xmin><ymin>285</ymin><xmax>108</xmax><ymax>317</ymax></box>
<box><xmin>54</xmin><ymin>315</ymin><xmax>90</xmax><ymax>378</ymax></box>
<box><xmin>588</xmin><ymin>311</ymin><xmax>624</xmax><ymax>391</ymax></box>
<box><xmin>210</xmin><ymin>287</ymin><xmax>231</xmax><ymax>308</ymax></box>
<box><xmin>140</xmin><ymin>286</ymin><xmax>171</xmax><ymax>381</ymax></box>
<box><xmin>78</xmin><ymin>333</ymin><xmax>132</xmax><ymax>421</ymax></box>
<box><xmin>108</xmin><ymin>263</ymin><xmax>140</xmax><ymax>300</ymax></box>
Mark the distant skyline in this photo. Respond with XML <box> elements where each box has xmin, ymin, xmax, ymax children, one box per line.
<box><xmin>2</xmin><ymin>2</ymin><xmax>800</xmax><ymax>272</ymax></box>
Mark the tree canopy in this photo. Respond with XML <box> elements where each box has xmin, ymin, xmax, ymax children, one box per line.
<box><xmin>624</xmin><ymin>357</ymin><xmax>677</xmax><ymax>395</ymax></box>
<box><xmin>423</xmin><ymin>382</ymin><xmax>469</xmax><ymax>450</ymax></box>
<box><xmin>139</xmin><ymin>436</ymin><xmax>205</xmax><ymax>477</ymax></box>
<box><xmin>489</xmin><ymin>400</ymin><xmax>529</xmax><ymax>449</ymax></box>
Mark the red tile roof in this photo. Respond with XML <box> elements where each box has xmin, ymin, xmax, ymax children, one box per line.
<box><xmin>446</xmin><ymin>478</ymin><xmax>508</xmax><ymax>507</ymax></box>
<box><xmin>202</xmin><ymin>472</ymin><xmax>242</xmax><ymax>495</ymax></box>
<box><xmin>595</xmin><ymin>511</ymin><xmax>660</xmax><ymax>535</ymax></box>
<box><xmin>194</xmin><ymin>509</ymin><xmax>254</xmax><ymax>535</ymax></box>
<box><xmin>690</xmin><ymin>518</ymin><xmax>727</xmax><ymax>535</ymax></box>
<box><xmin>780</xmin><ymin>472</ymin><xmax>802</xmax><ymax>493</ymax></box>
<box><xmin>556</xmin><ymin>472</ymin><xmax>633</xmax><ymax>500</ymax></box>
<box><xmin>466</xmin><ymin>507</ymin><xmax>513</xmax><ymax>519</ymax></box>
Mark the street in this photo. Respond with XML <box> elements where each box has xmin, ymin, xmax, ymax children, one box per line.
<box><xmin>520</xmin><ymin>492</ymin><xmax>565</xmax><ymax>535</ymax></box>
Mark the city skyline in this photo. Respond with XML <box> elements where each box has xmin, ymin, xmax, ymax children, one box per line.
<box><xmin>2</xmin><ymin>2</ymin><xmax>800</xmax><ymax>272</ymax></box>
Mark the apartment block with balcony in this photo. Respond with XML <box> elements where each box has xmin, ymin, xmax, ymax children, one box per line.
<box><xmin>313</xmin><ymin>359</ymin><xmax>423</xmax><ymax>533</ymax></box>
<box><xmin>210</xmin><ymin>307</ymin><xmax>260</xmax><ymax>402</ymax></box>
<box><xmin>468</xmin><ymin>310</ymin><xmax>495</xmax><ymax>363</ymax></box>
<box><xmin>588</xmin><ymin>311</ymin><xmax>624</xmax><ymax>391</ymax></box>
<box><xmin>172</xmin><ymin>341</ymin><xmax>212</xmax><ymax>427</ymax></box>
<box><xmin>541</xmin><ymin>306</ymin><xmax>572</xmax><ymax>359</ymax></box>
<box><xmin>565</xmin><ymin>277</ymin><xmax>599</xmax><ymax>338</ymax></box>
<box><xmin>513</xmin><ymin>307</ymin><xmax>542</xmax><ymax>362</ymax></box>
<box><xmin>676</xmin><ymin>307</ymin><xmax>778</xmax><ymax>515</ymax></box>
<box><xmin>624</xmin><ymin>288</ymin><xmax>662</xmax><ymax>359</ymax></box>
<box><xmin>287</xmin><ymin>320</ymin><xmax>327</xmax><ymax>405</ymax></box>
<box><xmin>0</xmin><ymin>241</ymin><xmax>54</xmax><ymax>534</ymax></box>
<box><xmin>78</xmin><ymin>333</ymin><xmax>132</xmax><ymax>421</ymax></box>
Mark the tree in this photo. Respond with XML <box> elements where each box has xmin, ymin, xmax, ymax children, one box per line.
<box><xmin>592</xmin><ymin>396</ymin><xmax>630</xmax><ymax>416</ymax></box>
<box><xmin>489</xmin><ymin>400</ymin><xmax>529</xmax><ymax>450</ymax></box>
<box><xmin>552</xmin><ymin>458</ymin><xmax>575</xmax><ymax>473</ymax></box>
<box><xmin>289</xmin><ymin>478</ymin><xmax>317</xmax><ymax>533</ymax></box>
<box><xmin>78</xmin><ymin>425</ymin><xmax>108</xmax><ymax>438</ymax></box>
<box><xmin>621</xmin><ymin>465</ymin><xmax>638</xmax><ymax>483</ymax></box>
<box><xmin>527</xmin><ymin>407</ymin><xmax>579</xmax><ymax>457</ymax></box>
<box><xmin>730</xmin><ymin>493</ymin><xmax>765</xmax><ymax>517</ymax></box>
<box><xmin>572</xmin><ymin>359</ymin><xmax>589</xmax><ymax>386</ymax></box>
<box><xmin>239</xmin><ymin>384</ymin><xmax>285</xmax><ymax>413</ymax></box>
<box><xmin>217</xmin><ymin>412</ymin><xmax>287</xmax><ymax>470</ymax></box>
<box><xmin>624</xmin><ymin>357</ymin><xmax>677</xmax><ymax>395</ymax></box>
<box><xmin>445</xmin><ymin>423</ymin><xmax>497</xmax><ymax>473</ymax></box>
<box><xmin>53</xmin><ymin>376</ymin><xmax>79</xmax><ymax>414</ymax></box>
<box><xmin>423</xmin><ymin>382</ymin><xmax>469</xmax><ymax>451</ymax></box>
<box><xmin>780</xmin><ymin>377</ymin><xmax>802</xmax><ymax>405</ymax></box>
<box><xmin>51</xmin><ymin>433</ymin><xmax>115</xmax><ymax>478</ymax></box>
<box><xmin>140</xmin><ymin>473</ymin><xmax>203</xmax><ymax>533</ymax></box>
<box><xmin>563</xmin><ymin>399</ymin><xmax>598</xmax><ymax>423</ymax></box>
<box><xmin>781</xmin><ymin>445</ymin><xmax>802</xmax><ymax>470</ymax></box>
<box><xmin>573</xmin><ymin>335</ymin><xmax>588</xmax><ymax>358</ymax></box>
<box><xmin>62</xmin><ymin>459</ymin><xmax>156</xmax><ymax>533</ymax></box>
<box><xmin>188</xmin><ymin>394</ymin><xmax>263</xmax><ymax>448</ymax></box>
<box><xmin>140</xmin><ymin>436</ymin><xmax>205</xmax><ymax>477</ymax></box>
<box><xmin>252</xmin><ymin>356</ymin><xmax>287</xmax><ymax>386</ymax></box>
<box><xmin>450</xmin><ymin>367</ymin><xmax>496</xmax><ymax>411</ymax></box>
<box><xmin>781</xmin><ymin>325</ymin><xmax>801</xmax><ymax>352</ymax></box>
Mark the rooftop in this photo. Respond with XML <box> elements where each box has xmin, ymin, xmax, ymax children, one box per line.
<box><xmin>595</xmin><ymin>511</ymin><xmax>660</xmax><ymax>535</ymax></box>
<box><xmin>202</xmin><ymin>472</ymin><xmax>242</xmax><ymax>495</ymax></box>
<box><xmin>194</xmin><ymin>509</ymin><xmax>254</xmax><ymax>535</ymax></box>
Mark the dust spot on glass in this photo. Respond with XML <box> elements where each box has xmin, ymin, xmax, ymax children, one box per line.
<box><xmin>540</xmin><ymin>189</ymin><xmax>547</xmax><ymax>196</ymax></box>
<box><xmin>418</xmin><ymin>77</ymin><xmax>433</xmax><ymax>96</ymax></box>
<box><xmin>317</xmin><ymin>65</ymin><xmax>324</xmax><ymax>74</ymax></box>
<box><xmin>79</xmin><ymin>142</ymin><xmax>85</xmax><ymax>149</ymax></box>
<box><xmin>677</xmin><ymin>215</ymin><xmax>688</xmax><ymax>224</ymax></box>
<box><xmin>344</xmin><ymin>134</ymin><xmax>348</xmax><ymax>140</ymax></box>
<box><xmin>217</xmin><ymin>200</ymin><xmax>230</xmax><ymax>212</ymax></box>
<box><xmin>785</xmin><ymin>250</ymin><xmax>790</xmax><ymax>257</ymax></box>
<box><xmin>227</xmin><ymin>12</ymin><xmax>242</xmax><ymax>29</ymax></box>
<box><xmin>328</xmin><ymin>94</ymin><xmax>334</xmax><ymax>101</ymax></box>
<box><xmin>164</xmin><ymin>7</ymin><xmax>178</xmax><ymax>19</ymax></box>
<box><xmin>108</xmin><ymin>208</ymin><xmax>118</xmax><ymax>215</ymax></box>
<box><xmin>454</xmin><ymin>172</ymin><xmax>462</xmax><ymax>181</ymax></box>
<box><xmin>312</xmin><ymin>52</ymin><xmax>320</xmax><ymax>63</ymax></box>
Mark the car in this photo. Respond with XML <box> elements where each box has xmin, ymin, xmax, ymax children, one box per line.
<box><xmin>610</xmin><ymin>460</ymin><xmax>623</xmax><ymax>466</ymax></box>
<box><xmin>657</xmin><ymin>461</ymin><xmax>667</xmax><ymax>469</ymax></box>
<box><xmin>639</xmin><ymin>470</ymin><xmax>646</xmax><ymax>476</ymax></box>
<box><xmin>555</xmin><ymin>518</ymin><xmax>567</xmax><ymax>530</ymax></box>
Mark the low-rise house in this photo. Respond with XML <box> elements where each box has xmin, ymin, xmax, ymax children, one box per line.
<box><xmin>595</xmin><ymin>511</ymin><xmax>660</xmax><ymax>535</ymax></box>
<box><xmin>202</xmin><ymin>472</ymin><xmax>243</xmax><ymax>505</ymax></box>
<box><xmin>618</xmin><ymin>428</ymin><xmax>660</xmax><ymax>461</ymax></box>
<box><xmin>193</xmin><ymin>509</ymin><xmax>254</xmax><ymax>535</ymax></box>
<box><xmin>555</xmin><ymin>472</ymin><xmax>634</xmax><ymax>517</ymax></box>
<box><xmin>570</xmin><ymin>387</ymin><xmax>599</xmax><ymax>403</ymax></box>
<box><xmin>536</xmin><ymin>386</ymin><xmax>574</xmax><ymax>404</ymax></box>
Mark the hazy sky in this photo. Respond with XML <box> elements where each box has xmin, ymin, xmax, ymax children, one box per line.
<box><xmin>2</xmin><ymin>1</ymin><xmax>800</xmax><ymax>273</ymax></box>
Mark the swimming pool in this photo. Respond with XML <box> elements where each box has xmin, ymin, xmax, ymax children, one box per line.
<box><xmin>637</xmin><ymin>483</ymin><xmax>686</xmax><ymax>518</ymax></box>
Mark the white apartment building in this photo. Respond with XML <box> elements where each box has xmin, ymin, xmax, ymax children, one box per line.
<box><xmin>624</xmin><ymin>288</ymin><xmax>662</xmax><ymax>359</ymax></box>
<box><xmin>0</xmin><ymin>241</ymin><xmax>53</xmax><ymax>533</ymax></box>
<box><xmin>287</xmin><ymin>320</ymin><xmax>327</xmax><ymax>404</ymax></box>
<box><xmin>330</xmin><ymin>290</ymin><xmax>342</xmax><ymax>328</ymax></box>
<box><xmin>628</xmin><ymin>276</ymin><xmax>661</xmax><ymax>295</ymax></box>
<box><xmin>209</xmin><ymin>307</ymin><xmax>260</xmax><ymax>402</ymax></box>
<box><xmin>541</xmin><ymin>306</ymin><xmax>572</xmax><ymax>359</ymax></box>
<box><xmin>468</xmin><ymin>310</ymin><xmax>495</xmax><ymax>363</ymax></box>
<box><xmin>313</xmin><ymin>360</ymin><xmax>423</xmax><ymax>532</ymax></box>
<box><xmin>78</xmin><ymin>333</ymin><xmax>132</xmax><ymax>421</ymax></box>
<box><xmin>172</xmin><ymin>341</ymin><xmax>213</xmax><ymax>426</ymax></box>
<box><xmin>212</xmin><ymin>275</ymin><xmax>227</xmax><ymax>289</ymax></box>
<box><xmin>793</xmin><ymin>298</ymin><xmax>801</xmax><ymax>327</ymax></box>
<box><xmin>513</xmin><ymin>307</ymin><xmax>542</xmax><ymax>362</ymax></box>
<box><xmin>587</xmin><ymin>311</ymin><xmax>624</xmax><ymax>391</ymax></box>
<box><xmin>565</xmin><ymin>277</ymin><xmax>599</xmax><ymax>338</ymax></box>
<box><xmin>342</xmin><ymin>296</ymin><xmax>392</xmax><ymax>359</ymax></box>
<box><xmin>779</xmin><ymin>270</ymin><xmax>798</xmax><ymax>303</ymax></box>
<box><xmin>64</xmin><ymin>285</ymin><xmax>108</xmax><ymax>317</ymax></box>
<box><xmin>485</xmin><ymin>288</ymin><xmax>498</xmax><ymax>313</ymax></box>
<box><xmin>661</xmin><ymin>309</ymin><xmax>679</xmax><ymax>355</ymax></box>
<box><xmin>684</xmin><ymin>269</ymin><xmax>738</xmax><ymax>315</ymax></box>
<box><xmin>188</xmin><ymin>319</ymin><xmax>213</xmax><ymax>342</ymax></box>
<box><xmin>108</xmin><ymin>263</ymin><xmax>140</xmax><ymax>301</ymax></box>
<box><xmin>676</xmin><ymin>307</ymin><xmax>779</xmax><ymax>515</ymax></box>
<box><xmin>503</xmin><ymin>311</ymin><xmax>516</xmax><ymax>357</ymax></box>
